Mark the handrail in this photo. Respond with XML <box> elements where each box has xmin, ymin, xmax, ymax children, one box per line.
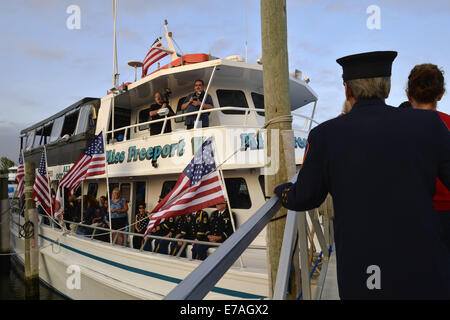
<box><xmin>105</xmin><ymin>106</ymin><xmax>318</xmax><ymax>140</ymax></box>
<box><xmin>53</xmin><ymin>218</ymin><xmax>266</xmax><ymax>251</ymax></box>
<box><xmin>165</xmin><ymin>174</ymin><xmax>335</xmax><ymax>300</ymax></box>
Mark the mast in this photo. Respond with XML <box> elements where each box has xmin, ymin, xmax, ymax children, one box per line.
<box><xmin>163</xmin><ymin>20</ymin><xmax>179</xmax><ymax>62</ymax></box>
<box><xmin>113</xmin><ymin>0</ymin><xmax>119</xmax><ymax>88</ymax></box>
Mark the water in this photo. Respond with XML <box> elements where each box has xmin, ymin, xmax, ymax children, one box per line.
<box><xmin>0</xmin><ymin>256</ymin><xmax>66</xmax><ymax>300</ymax></box>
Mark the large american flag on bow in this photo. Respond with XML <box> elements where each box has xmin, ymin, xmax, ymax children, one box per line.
<box><xmin>15</xmin><ymin>153</ymin><xmax>25</xmax><ymax>200</ymax></box>
<box><xmin>59</xmin><ymin>132</ymin><xmax>106</xmax><ymax>194</ymax></box>
<box><xmin>142</xmin><ymin>37</ymin><xmax>169</xmax><ymax>77</ymax></box>
<box><xmin>33</xmin><ymin>149</ymin><xmax>52</xmax><ymax>216</ymax></box>
<box><xmin>143</xmin><ymin>137</ymin><xmax>225</xmax><ymax>239</ymax></box>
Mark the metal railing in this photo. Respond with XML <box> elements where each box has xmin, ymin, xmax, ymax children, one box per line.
<box><xmin>164</xmin><ymin>174</ymin><xmax>334</xmax><ymax>300</ymax></box>
<box><xmin>106</xmin><ymin>106</ymin><xmax>319</xmax><ymax>142</ymax></box>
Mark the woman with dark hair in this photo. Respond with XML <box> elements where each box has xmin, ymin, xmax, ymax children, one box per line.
<box><xmin>133</xmin><ymin>203</ymin><xmax>150</xmax><ymax>249</ymax></box>
<box><xmin>407</xmin><ymin>63</ymin><xmax>450</xmax><ymax>251</ymax></box>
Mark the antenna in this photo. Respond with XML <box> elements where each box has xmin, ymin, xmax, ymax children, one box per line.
<box><xmin>112</xmin><ymin>0</ymin><xmax>119</xmax><ymax>88</ymax></box>
<box><xmin>128</xmin><ymin>61</ymin><xmax>143</xmax><ymax>82</ymax></box>
<box><xmin>163</xmin><ymin>20</ymin><xmax>179</xmax><ymax>62</ymax></box>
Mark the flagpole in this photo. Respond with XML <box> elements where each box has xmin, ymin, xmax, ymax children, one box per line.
<box><xmin>210</xmin><ymin>136</ymin><xmax>244</xmax><ymax>268</ymax></box>
<box><xmin>102</xmin><ymin>131</ymin><xmax>113</xmax><ymax>244</ymax></box>
<box><xmin>43</xmin><ymin>146</ymin><xmax>54</xmax><ymax>229</ymax></box>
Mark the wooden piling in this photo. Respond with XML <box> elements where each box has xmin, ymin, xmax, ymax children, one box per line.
<box><xmin>24</xmin><ymin>162</ymin><xmax>39</xmax><ymax>299</ymax></box>
<box><xmin>261</xmin><ymin>0</ymin><xmax>300</xmax><ymax>299</ymax></box>
<box><xmin>0</xmin><ymin>169</ymin><xmax>10</xmax><ymax>255</ymax></box>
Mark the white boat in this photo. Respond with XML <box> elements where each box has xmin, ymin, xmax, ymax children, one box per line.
<box><xmin>10</xmin><ymin>23</ymin><xmax>329</xmax><ymax>300</ymax></box>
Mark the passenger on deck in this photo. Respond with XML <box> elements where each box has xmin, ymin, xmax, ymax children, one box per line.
<box><xmin>181</xmin><ymin>79</ymin><xmax>214</xmax><ymax>129</ymax></box>
<box><xmin>133</xmin><ymin>203</ymin><xmax>150</xmax><ymax>250</ymax></box>
<box><xmin>64</xmin><ymin>195</ymin><xmax>81</xmax><ymax>229</ymax></box>
<box><xmin>148</xmin><ymin>91</ymin><xmax>175</xmax><ymax>136</ymax></box>
<box><xmin>191</xmin><ymin>209</ymin><xmax>210</xmax><ymax>260</ymax></box>
<box><xmin>170</xmin><ymin>213</ymin><xmax>196</xmax><ymax>258</ymax></box>
<box><xmin>153</xmin><ymin>216</ymin><xmax>176</xmax><ymax>255</ymax></box>
<box><xmin>109</xmin><ymin>188</ymin><xmax>129</xmax><ymax>246</ymax></box>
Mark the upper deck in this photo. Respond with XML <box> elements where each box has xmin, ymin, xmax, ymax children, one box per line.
<box><xmin>20</xmin><ymin>55</ymin><xmax>319</xmax><ymax>180</ymax></box>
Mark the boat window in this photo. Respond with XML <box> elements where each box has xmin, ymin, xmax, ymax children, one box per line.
<box><xmin>33</xmin><ymin>127</ymin><xmax>44</xmax><ymax>148</ymax></box>
<box><xmin>160</xmin><ymin>181</ymin><xmax>176</xmax><ymax>199</ymax></box>
<box><xmin>35</xmin><ymin>122</ymin><xmax>53</xmax><ymax>146</ymax></box>
<box><xmin>25</xmin><ymin>131</ymin><xmax>35</xmax><ymax>151</ymax></box>
<box><xmin>138</xmin><ymin>107</ymin><xmax>151</xmax><ymax>131</ymax></box>
<box><xmin>75</xmin><ymin>104</ymin><xmax>94</xmax><ymax>135</ymax></box>
<box><xmin>251</xmin><ymin>92</ymin><xmax>265</xmax><ymax>116</ymax></box>
<box><xmin>224</xmin><ymin>178</ymin><xmax>251</xmax><ymax>209</ymax></box>
<box><xmin>87</xmin><ymin>183</ymin><xmax>98</xmax><ymax>199</ymax></box>
<box><xmin>107</xmin><ymin>107</ymin><xmax>131</xmax><ymax>143</ymax></box>
<box><xmin>217</xmin><ymin>90</ymin><xmax>249</xmax><ymax>115</ymax></box>
<box><xmin>175</xmin><ymin>96</ymin><xmax>188</xmax><ymax>123</ymax></box>
<box><xmin>61</xmin><ymin>109</ymin><xmax>80</xmax><ymax>137</ymax></box>
<box><xmin>49</xmin><ymin>116</ymin><xmax>65</xmax><ymax>143</ymax></box>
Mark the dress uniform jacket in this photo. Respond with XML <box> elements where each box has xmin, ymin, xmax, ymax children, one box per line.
<box><xmin>207</xmin><ymin>208</ymin><xmax>235</xmax><ymax>243</ymax></box>
<box><xmin>275</xmin><ymin>98</ymin><xmax>450</xmax><ymax>299</ymax></box>
<box><xmin>194</xmin><ymin>210</ymin><xmax>210</xmax><ymax>241</ymax></box>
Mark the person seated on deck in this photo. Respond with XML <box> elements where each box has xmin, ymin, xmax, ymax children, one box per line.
<box><xmin>191</xmin><ymin>209</ymin><xmax>210</xmax><ymax>260</ymax></box>
<box><xmin>170</xmin><ymin>213</ymin><xmax>196</xmax><ymax>258</ymax></box>
<box><xmin>180</xmin><ymin>79</ymin><xmax>214</xmax><ymax>129</ymax></box>
<box><xmin>63</xmin><ymin>195</ymin><xmax>81</xmax><ymax>231</ymax></box>
<box><xmin>153</xmin><ymin>215</ymin><xmax>176</xmax><ymax>255</ymax></box>
<box><xmin>148</xmin><ymin>91</ymin><xmax>175</xmax><ymax>136</ymax></box>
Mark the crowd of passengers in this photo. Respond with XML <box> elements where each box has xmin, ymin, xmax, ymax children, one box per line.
<box><xmin>38</xmin><ymin>187</ymin><xmax>235</xmax><ymax>261</ymax></box>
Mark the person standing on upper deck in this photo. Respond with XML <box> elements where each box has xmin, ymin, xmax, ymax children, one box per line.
<box><xmin>274</xmin><ymin>51</ymin><xmax>450</xmax><ymax>299</ymax></box>
<box><xmin>148</xmin><ymin>91</ymin><xmax>175</xmax><ymax>136</ymax></box>
<box><xmin>181</xmin><ymin>79</ymin><xmax>214</xmax><ymax>129</ymax></box>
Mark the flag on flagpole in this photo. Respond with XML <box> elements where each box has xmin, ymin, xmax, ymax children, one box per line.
<box><xmin>143</xmin><ymin>137</ymin><xmax>225</xmax><ymax>240</ymax></box>
<box><xmin>54</xmin><ymin>187</ymin><xmax>64</xmax><ymax>219</ymax></box>
<box><xmin>32</xmin><ymin>149</ymin><xmax>52</xmax><ymax>216</ymax></box>
<box><xmin>59</xmin><ymin>132</ymin><xmax>106</xmax><ymax>195</ymax></box>
<box><xmin>15</xmin><ymin>153</ymin><xmax>25</xmax><ymax>200</ymax></box>
<box><xmin>142</xmin><ymin>37</ymin><xmax>169</xmax><ymax>77</ymax></box>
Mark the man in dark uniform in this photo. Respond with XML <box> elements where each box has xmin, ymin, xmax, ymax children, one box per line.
<box><xmin>153</xmin><ymin>216</ymin><xmax>176</xmax><ymax>255</ymax></box>
<box><xmin>171</xmin><ymin>213</ymin><xmax>196</xmax><ymax>258</ymax></box>
<box><xmin>191</xmin><ymin>209</ymin><xmax>210</xmax><ymax>260</ymax></box>
<box><xmin>275</xmin><ymin>51</ymin><xmax>450</xmax><ymax>299</ymax></box>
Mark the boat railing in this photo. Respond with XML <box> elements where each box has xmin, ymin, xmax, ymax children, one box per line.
<box><xmin>164</xmin><ymin>173</ymin><xmax>335</xmax><ymax>300</ymax></box>
<box><xmin>43</xmin><ymin>217</ymin><xmax>266</xmax><ymax>256</ymax></box>
<box><xmin>106</xmin><ymin>106</ymin><xmax>319</xmax><ymax>143</ymax></box>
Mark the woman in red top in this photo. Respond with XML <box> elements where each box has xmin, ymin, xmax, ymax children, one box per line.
<box><xmin>407</xmin><ymin>63</ymin><xmax>450</xmax><ymax>251</ymax></box>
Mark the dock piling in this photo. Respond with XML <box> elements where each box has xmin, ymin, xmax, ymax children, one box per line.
<box><xmin>24</xmin><ymin>162</ymin><xmax>39</xmax><ymax>300</ymax></box>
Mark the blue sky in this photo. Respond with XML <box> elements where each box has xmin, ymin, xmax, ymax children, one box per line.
<box><xmin>1</xmin><ymin>0</ymin><xmax>450</xmax><ymax>162</ymax></box>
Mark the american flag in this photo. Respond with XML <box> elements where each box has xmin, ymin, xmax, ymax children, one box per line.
<box><xmin>59</xmin><ymin>132</ymin><xmax>106</xmax><ymax>194</ymax></box>
<box><xmin>142</xmin><ymin>37</ymin><xmax>169</xmax><ymax>77</ymax></box>
<box><xmin>143</xmin><ymin>137</ymin><xmax>225</xmax><ymax>240</ymax></box>
<box><xmin>32</xmin><ymin>149</ymin><xmax>52</xmax><ymax>216</ymax></box>
<box><xmin>15</xmin><ymin>153</ymin><xmax>25</xmax><ymax>200</ymax></box>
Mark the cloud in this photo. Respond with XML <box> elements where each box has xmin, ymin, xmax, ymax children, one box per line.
<box><xmin>21</xmin><ymin>41</ymin><xmax>68</xmax><ymax>60</ymax></box>
<box><xmin>0</xmin><ymin>121</ymin><xmax>27</xmax><ymax>162</ymax></box>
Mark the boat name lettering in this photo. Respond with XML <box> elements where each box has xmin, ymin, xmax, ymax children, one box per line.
<box><xmin>106</xmin><ymin>139</ymin><xmax>185</xmax><ymax>164</ymax></box>
<box><xmin>239</xmin><ymin>134</ymin><xmax>307</xmax><ymax>150</ymax></box>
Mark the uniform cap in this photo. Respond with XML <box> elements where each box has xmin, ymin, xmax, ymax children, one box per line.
<box><xmin>336</xmin><ymin>51</ymin><xmax>397</xmax><ymax>81</ymax></box>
